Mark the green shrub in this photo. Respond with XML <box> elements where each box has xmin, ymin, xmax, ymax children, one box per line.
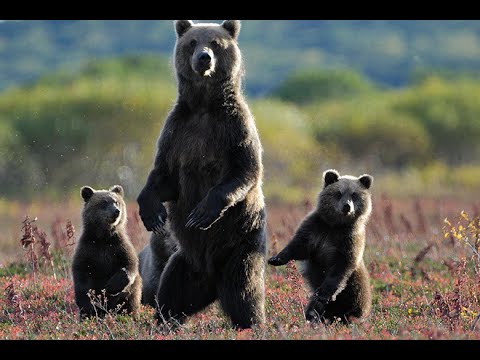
<box><xmin>393</xmin><ymin>76</ymin><xmax>480</xmax><ymax>164</ymax></box>
<box><xmin>272</xmin><ymin>68</ymin><xmax>375</xmax><ymax>104</ymax></box>
<box><xmin>307</xmin><ymin>97</ymin><xmax>431</xmax><ymax>168</ymax></box>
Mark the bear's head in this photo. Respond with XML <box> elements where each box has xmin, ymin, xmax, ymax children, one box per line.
<box><xmin>174</xmin><ymin>20</ymin><xmax>242</xmax><ymax>81</ymax></box>
<box><xmin>80</xmin><ymin>185</ymin><xmax>127</xmax><ymax>232</ymax></box>
<box><xmin>317</xmin><ymin>169</ymin><xmax>373</xmax><ymax>226</ymax></box>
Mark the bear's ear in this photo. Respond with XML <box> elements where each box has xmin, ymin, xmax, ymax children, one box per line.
<box><xmin>359</xmin><ymin>174</ymin><xmax>373</xmax><ymax>190</ymax></box>
<box><xmin>110</xmin><ymin>185</ymin><xmax>124</xmax><ymax>197</ymax></box>
<box><xmin>81</xmin><ymin>186</ymin><xmax>95</xmax><ymax>202</ymax></box>
<box><xmin>222</xmin><ymin>20</ymin><xmax>241</xmax><ymax>40</ymax></box>
<box><xmin>323</xmin><ymin>169</ymin><xmax>340</xmax><ymax>188</ymax></box>
<box><xmin>175</xmin><ymin>20</ymin><xmax>194</xmax><ymax>38</ymax></box>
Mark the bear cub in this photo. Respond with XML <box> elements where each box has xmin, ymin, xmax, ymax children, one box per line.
<box><xmin>269</xmin><ymin>169</ymin><xmax>373</xmax><ymax>324</ymax></box>
<box><xmin>72</xmin><ymin>185</ymin><xmax>142</xmax><ymax>319</ymax></box>
<box><xmin>138</xmin><ymin>225</ymin><xmax>177</xmax><ymax>308</ymax></box>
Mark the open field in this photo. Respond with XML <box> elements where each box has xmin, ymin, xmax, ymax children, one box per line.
<box><xmin>2</xmin><ymin>20</ymin><xmax>480</xmax><ymax>341</ymax></box>
<box><xmin>0</xmin><ymin>194</ymin><xmax>479</xmax><ymax>339</ymax></box>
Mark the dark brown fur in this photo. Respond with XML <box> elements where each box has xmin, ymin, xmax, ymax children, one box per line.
<box><xmin>72</xmin><ymin>185</ymin><xmax>142</xmax><ymax>319</ymax></box>
<box><xmin>137</xmin><ymin>20</ymin><xmax>266</xmax><ymax>329</ymax></box>
<box><xmin>138</xmin><ymin>223</ymin><xmax>177</xmax><ymax>307</ymax></box>
<box><xmin>268</xmin><ymin>170</ymin><xmax>373</xmax><ymax>324</ymax></box>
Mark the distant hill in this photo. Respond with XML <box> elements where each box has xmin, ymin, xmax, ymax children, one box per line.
<box><xmin>1</xmin><ymin>20</ymin><xmax>480</xmax><ymax>96</ymax></box>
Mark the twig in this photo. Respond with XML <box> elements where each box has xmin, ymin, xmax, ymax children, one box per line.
<box><xmin>414</xmin><ymin>243</ymin><xmax>435</xmax><ymax>264</ymax></box>
<box><xmin>471</xmin><ymin>313</ymin><xmax>480</xmax><ymax>331</ymax></box>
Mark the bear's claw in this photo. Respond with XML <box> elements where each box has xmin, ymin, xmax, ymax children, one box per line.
<box><xmin>305</xmin><ymin>297</ymin><xmax>328</xmax><ymax>322</ymax></box>
<box><xmin>185</xmin><ymin>198</ymin><xmax>223</xmax><ymax>230</ymax></box>
<box><xmin>267</xmin><ymin>256</ymin><xmax>285</xmax><ymax>266</ymax></box>
<box><xmin>185</xmin><ymin>208</ymin><xmax>221</xmax><ymax>230</ymax></box>
<box><xmin>138</xmin><ymin>199</ymin><xmax>167</xmax><ymax>233</ymax></box>
<box><xmin>153</xmin><ymin>221</ymin><xmax>167</xmax><ymax>235</ymax></box>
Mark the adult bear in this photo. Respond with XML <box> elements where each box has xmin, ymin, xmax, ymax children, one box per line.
<box><xmin>137</xmin><ymin>20</ymin><xmax>266</xmax><ymax>329</ymax></box>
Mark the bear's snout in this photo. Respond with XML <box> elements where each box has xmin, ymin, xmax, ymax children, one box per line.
<box><xmin>342</xmin><ymin>201</ymin><xmax>354</xmax><ymax>215</ymax></box>
<box><xmin>110</xmin><ymin>206</ymin><xmax>122</xmax><ymax>227</ymax></box>
<box><xmin>198</xmin><ymin>51</ymin><xmax>211</xmax><ymax>65</ymax></box>
<box><xmin>193</xmin><ymin>48</ymin><xmax>215</xmax><ymax>76</ymax></box>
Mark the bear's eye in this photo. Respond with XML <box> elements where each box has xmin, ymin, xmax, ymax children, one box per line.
<box><xmin>335</xmin><ymin>191</ymin><xmax>342</xmax><ymax>199</ymax></box>
<box><xmin>101</xmin><ymin>200</ymin><xmax>109</xmax><ymax>207</ymax></box>
<box><xmin>211</xmin><ymin>40</ymin><xmax>219</xmax><ymax>48</ymax></box>
<box><xmin>190</xmin><ymin>39</ymin><xmax>197</xmax><ymax>48</ymax></box>
<box><xmin>351</xmin><ymin>192</ymin><xmax>359</xmax><ymax>200</ymax></box>
<box><xmin>113</xmin><ymin>200</ymin><xmax>119</xmax><ymax>206</ymax></box>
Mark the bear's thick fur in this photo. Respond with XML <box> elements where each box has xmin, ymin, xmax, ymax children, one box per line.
<box><xmin>138</xmin><ymin>225</ymin><xmax>177</xmax><ymax>307</ymax></box>
<box><xmin>269</xmin><ymin>170</ymin><xmax>373</xmax><ymax>324</ymax></box>
<box><xmin>137</xmin><ymin>20</ymin><xmax>266</xmax><ymax>329</ymax></box>
<box><xmin>72</xmin><ymin>185</ymin><xmax>142</xmax><ymax>319</ymax></box>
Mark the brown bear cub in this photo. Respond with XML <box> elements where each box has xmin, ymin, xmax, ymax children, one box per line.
<box><xmin>72</xmin><ymin>185</ymin><xmax>142</xmax><ymax>319</ymax></box>
<box><xmin>268</xmin><ymin>170</ymin><xmax>373</xmax><ymax>324</ymax></box>
<box><xmin>138</xmin><ymin>225</ymin><xmax>177</xmax><ymax>307</ymax></box>
<box><xmin>137</xmin><ymin>20</ymin><xmax>266</xmax><ymax>329</ymax></box>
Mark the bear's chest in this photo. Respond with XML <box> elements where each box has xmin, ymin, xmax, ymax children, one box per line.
<box><xmin>85</xmin><ymin>243</ymin><xmax>122</xmax><ymax>273</ymax></box>
<box><xmin>311</xmin><ymin>235</ymin><xmax>337</xmax><ymax>261</ymax></box>
<box><xmin>173</xmin><ymin>113</ymin><xmax>228</xmax><ymax>173</ymax></box>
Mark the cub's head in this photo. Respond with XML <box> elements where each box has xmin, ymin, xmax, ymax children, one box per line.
<box><xmin>317</xmin><ymin>169</ymin><xmax>373</xmax><ymax>226</ymax></box>
<box><xmin>80</xmin><ymin>185</ymin><xmax>126</xmax><ymax>231</ymax></box>
<box><xmin>174</xmin><ymin>20</ymin><xmax>242</xmax><ymax>81</ymax></box>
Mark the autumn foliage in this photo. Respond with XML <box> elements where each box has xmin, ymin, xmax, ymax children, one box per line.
<box><xmin>0</xmin><ymin>196</ymin><xmax>479</xmax><ymax>339</ymax></box>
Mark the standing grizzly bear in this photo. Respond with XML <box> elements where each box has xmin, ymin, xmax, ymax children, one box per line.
<box><xmin>268</xmin><ymin>170</ymin><xmax>373</xmax><ymax>324</ymax></box>
<box><xmin>72</xmin><ymin>185</ymin><xmax>142</xmax><ymax>319</ymax></box>
<box><xmin>137</xmin><ymin>20</ymin><xmax>266</xmax><ymax>329</ymax></box>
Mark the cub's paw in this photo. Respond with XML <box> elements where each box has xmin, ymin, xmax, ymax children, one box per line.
<box><xmin>305</xmin><ymin>308</ymin><xmax>321</xmax><ymax>322</ymax></box>
<box><xmin>305</xmin><ymin>297</ymin><xmax>328</xmax><ymax>322</ymax></box>
<box><xmin>185</xmin><ymin>194</ymin><xmax>224</xmax><ymax>231</ymax></box>
<box><xmin>105</xmin><ymin>271</ymin><xmax>130</xmax><ymax>296</ymax></box>
<box><xmin>268</xmin><ymin>256</ymin><xmax>287</xmax><ymax>266</ymax></box>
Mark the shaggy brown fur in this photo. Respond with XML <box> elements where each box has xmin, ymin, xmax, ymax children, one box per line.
<box><xmin>138</xmin><ymin>223</ymin><xmax>177</xmax><ymax>307</ymax></box>
<box><xmin>72</xmin><ymin>185</ymin><xmax>142</xmax><ymax>319</ymax></box>
<box><xmin>137</xmin><ymin>20</ymin><xmax>266</xmax><ymax>329</ymax></box>
<box><xmin>269</xmin><ymin>170</ymin><xmax>373</xmax><ymax>324</ymax></box>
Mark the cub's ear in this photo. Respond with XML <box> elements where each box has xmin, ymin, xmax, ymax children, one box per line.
<box><xmin>359</xmin><ymin>174</ymin><xmax>373</xmax><ymax>189</ymax></box>
<box><xmin>222</xmin><ymin>20</ymin><xmax>241</xmax><ymax>40</ymax></box>
<box><xmin>323</xmin><ymin>169</ymin><xmax>340</xmax><ymax>188</ymax></box>
<box><xmin>81</xmin><ymin>186</ymin><xmax>95</xmax><ymax>202</ymax></box>
<box><xmin>175</xmin><ymin>20</ymin><xmax>194</xmax><ymax>37</ymax></box>
<box><xmin>110</xmin><ymin>185</ymin><xmax>124</xmax><ymax>197</ymax></box>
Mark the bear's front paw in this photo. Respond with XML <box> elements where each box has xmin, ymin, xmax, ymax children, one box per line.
<box><xmin>305</xmin><ymin>297</ymin><xmax>328</xmax><ymax>322</ymax></box>
<box><xmin>268</xmin><ymin>256</ymin><xmax>287</xmax><ymax>266</ymax></box>
<box><xmin>105</xmin><ymin>283</ymin><xmax>124</xmax><ymax>297</ymax></box>
<box><xmin>105</xmin><ymin>270</ymin><xmax>130</xmax><ymax>296</ymax></box>
<box><xmin>138</xmin><ymin>193</ymin><xmax>167</xmax><ymax>233</ymax></box>
<box><xmin>185</xmin><ymin>205</ymin><xmax>222</xmax><ymax>231</ymax></box>
<box><xmin>185</xmin><ymin>195</ymin><xmax>224</xmax><ymax>231</ymax></box>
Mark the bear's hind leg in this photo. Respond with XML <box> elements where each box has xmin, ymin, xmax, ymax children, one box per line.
<box><xmin>217</xmin><ymin>249</ymin><xmax>266</xmax><ymax>329</ymax></box>
<box><xmin>316</xmin><ymin>264</ymin><xmax>372</xmax><ymax>324</ymax></box>
<box><xmin>122</xmin><ymin>276</ymin><xmax>142</xmax><ymax>319</ymax></box>
<box><xmin>155</xmin><ymin>251</ymin><xmax>216</xmax><ymax>328</ymax></box>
